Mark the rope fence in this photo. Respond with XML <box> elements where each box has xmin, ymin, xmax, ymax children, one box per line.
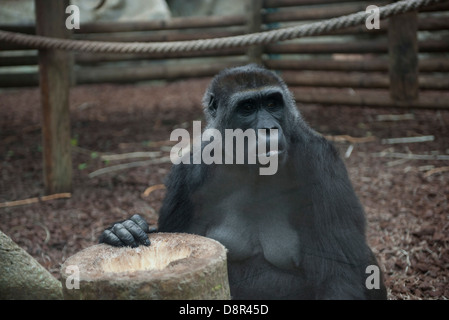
<box><xmin>2</xmin><ymin>0</ymin><xmax>447</xmax><ymax>193</ymax></box>
<box><xmin>0</xmin><ymin>0</ymin><xmax>446</xmax><ymax>55</ymax></box>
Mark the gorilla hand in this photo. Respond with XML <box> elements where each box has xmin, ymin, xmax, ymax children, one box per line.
<box><xmin>99</xmin><ymin>214</ymin><xmax>154</xmax><ymax>247</ymax></box>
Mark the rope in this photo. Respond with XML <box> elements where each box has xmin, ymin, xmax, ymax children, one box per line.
<box><xmin>0</xmin><ymin>0</ymin><xmax>445</xmax><ymax>55</ymax></box>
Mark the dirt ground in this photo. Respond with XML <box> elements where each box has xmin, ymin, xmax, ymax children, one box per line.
<box><xmin>0</xmin><ymin>79</ymin><xmax>448</xmax><ymax>300</ymax></box>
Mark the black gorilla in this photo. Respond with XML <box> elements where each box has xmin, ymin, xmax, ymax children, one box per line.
<box><xmin>100</xmin><ymin>64</ymin><xmax>387</xmax><ymax>300</ymax></box>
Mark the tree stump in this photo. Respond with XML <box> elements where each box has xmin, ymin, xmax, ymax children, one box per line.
<box><xmin>60</xmin><ymin>233</ymin><xmax>230</xmax><ymax>300</ymax></box>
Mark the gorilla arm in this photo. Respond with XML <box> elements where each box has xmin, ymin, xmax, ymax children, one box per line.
<box><xmin>99</xmin><ymin>161</ymin><xmax>201</xmax><ymax>247</ymax></box>
<box><xmin>288</xmin><ymin>135</ymin><xmax>386</xmax><ymax>299</ymax></box>
<box><xmin>157</xmin><ymin>162</ymin><xmax>200</xmax><ymax>233</ymax></box>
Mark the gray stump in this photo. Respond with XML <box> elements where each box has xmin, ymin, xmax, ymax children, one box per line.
<box><xmin>60</xmin><ymin>233</ymin><xmax>230</xmax><ymax>300</ymax></box>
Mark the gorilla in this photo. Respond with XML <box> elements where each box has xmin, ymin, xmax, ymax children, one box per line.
<box><xmin>100</xmin><ymin>64</ymin><xmax>387</xmax><ymax>300</ymax></box>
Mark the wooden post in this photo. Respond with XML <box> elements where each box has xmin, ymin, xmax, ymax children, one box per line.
<box><xmin>388</xmin><ymin>7</ymin><xmax>419</xmax><ymax>101</ymax></box>
<box><xmin>247</xmin><ymin>0</ymin><xmax>264</xmax><ymax>65</ymax></box>
<box><xmin>35</xmin><ymin>0</ymin><xmax>72</xmax><ymax>194</ymax></box>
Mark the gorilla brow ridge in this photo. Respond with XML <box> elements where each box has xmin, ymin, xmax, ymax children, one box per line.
<box><xmin>227</xmin><ymin>86</ymin><xmax>285</xmax><ymax>112</ymax></box>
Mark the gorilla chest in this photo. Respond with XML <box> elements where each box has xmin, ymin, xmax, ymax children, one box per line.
<box><xmin>190</xmin><ymin>183</ymin><xmax>301</xmax><ymax>270</ymax></box>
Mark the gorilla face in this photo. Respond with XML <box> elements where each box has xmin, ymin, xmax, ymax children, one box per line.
<box><xmin>228</xmin><ymin>87</ymin><xmax>287</xmax><ymax>159</ymax></box>
<box><xmin>202</xmin><ymin>65</ymin><xmax>298</xmax><ymax>168</ymax></box>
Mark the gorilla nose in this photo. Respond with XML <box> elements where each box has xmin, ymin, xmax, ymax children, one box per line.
<box><xmin>260</xmin><ymin>127</ymin><xmax>279</xmax><ymax>136</ymax></box>
<box><xmin>258</xmin><ymin>128</ymin><xmax>284</xmax><ymax>155</ymax></box>
<box><xmin>262</xmin><ymin>127</ymin><xmax>281</xmax><ymax>142</ymax></box>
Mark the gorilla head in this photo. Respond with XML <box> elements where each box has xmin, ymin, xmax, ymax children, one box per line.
<box><xmin>201</xmin><ymin>64</ymin><xmax>305</xmax><ymax>167</ymax></box>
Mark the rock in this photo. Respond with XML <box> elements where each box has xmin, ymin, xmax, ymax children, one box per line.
<box><xmin>0</xmin><ymin>230</ymin><xmax>63</xmax><ymax>300</ymax></box>
<box><xmin>0</xmin><ymin>0</ymin><xmax>171</xmax><ymax>25</ymax></box>
<box><xmin>73</xmin><ymin>0</ymin><xmax>171</xmax><ymax>23</ymax></box>
<box><xmin>167</xmin><ymin>0</ymin><xmax>245</xmax><ymax>17</ymax></box>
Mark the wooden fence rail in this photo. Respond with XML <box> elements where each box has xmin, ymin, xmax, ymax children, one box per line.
<box><xmin>1</xmin><ymin>0</ymin><xmax>448</xmax><ymax>104</ymax></box>
<box><xmin>1</xmin><ymin>0</ymin><xmax>448</xmax><ymax>194</ymax></box>
<box><xmin>0</xmin><ymin>0</ymin><xmax>449</xmax><ymax>99</ymax></box>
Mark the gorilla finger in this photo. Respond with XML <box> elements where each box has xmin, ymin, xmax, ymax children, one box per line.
<box><xmin>122</xmin><ymin>220</ymin><xmax>151</xmax><ymax>246</ymax></box>
<box><xmin>100</xmin><ymin>229</ymin><xmax>126</xmax><ymax>247</ymax></box>
<box><xmin>130</xmin><ymin>214</ymin><xmax>150</xmax><ymax>233</ymax></box>
<box><xmin>112</xmin><ymin>223</ymin><xmax>138</xmax><ymax>247</ymax></box>
<box><xmin>148</xmin><ymin>226</ymin><xmax>158</xmax><ymax>233</ymax></box>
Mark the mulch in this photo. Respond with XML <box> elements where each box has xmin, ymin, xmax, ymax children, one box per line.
<box><xmin>0</xmin><ymin>79</ymin><xmax>448</xmax><ymax>299</ymax></box>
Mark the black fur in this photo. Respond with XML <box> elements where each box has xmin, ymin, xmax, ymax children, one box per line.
<box><xmin>100</xmin><ymin>64</ymin><xmax>387</xmax><ymax>300</ymax></box>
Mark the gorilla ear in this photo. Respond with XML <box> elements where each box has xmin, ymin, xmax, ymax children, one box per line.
<box><xmin>207</xmin><ymin>94</ymin><xmax>217</xmax><ymax>117</ymax></box>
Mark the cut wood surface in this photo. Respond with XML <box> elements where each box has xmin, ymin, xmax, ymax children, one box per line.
<box><xmin>60</xmin><ymin>233</ymin><xmax>230</xmax><ymax>300</ymax></box>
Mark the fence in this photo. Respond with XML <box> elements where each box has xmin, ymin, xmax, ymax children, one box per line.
<box><xmin>0</xmin><ymin>0</ymin><xmax>448</xmax><ymax>194</ymax></box>
<box><xmin>1</xmin><ymin>0</ymin><xmax>448</xmax><ymax>109</ymax></box>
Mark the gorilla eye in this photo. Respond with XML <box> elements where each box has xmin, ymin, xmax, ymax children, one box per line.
<box><xmin>266</xmin><ymin>100</ymin><xmax>281</xmax><ymax>111</ymax></box>
<box><xmin>237</xmin><ymin>100</ymin><xmax>257</xmax><ymax>114</ymax></box>
<box><xmin>265</xmin><ymin>92</ymin><xmax>283</xmax><ymax>111</ymax></box>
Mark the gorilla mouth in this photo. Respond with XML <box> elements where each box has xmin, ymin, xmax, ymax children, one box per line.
<box><xmin>258</xmin><ymin>149</ymin><xmax>284</xmax><ymax>157</ymax></box>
